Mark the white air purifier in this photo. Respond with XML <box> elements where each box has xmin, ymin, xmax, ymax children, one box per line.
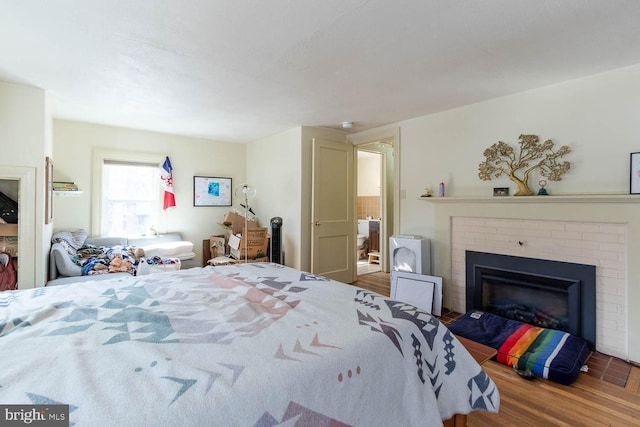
<box><xmin>389</xmin><ymin>235</ymin><xmax>431</xmax><ymax>275</ymax></box>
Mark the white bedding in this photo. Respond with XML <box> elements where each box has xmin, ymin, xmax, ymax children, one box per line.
<box><xmin>0</xmin><ymin>264</ymin><xmax>499</xmax><ymax>426</ymax></box>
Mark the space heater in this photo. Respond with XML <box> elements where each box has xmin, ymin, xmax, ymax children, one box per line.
<box><xmin>270</xmin><ymin>217</ymin><xmax>283</xmax><ymax>264</ymax></box>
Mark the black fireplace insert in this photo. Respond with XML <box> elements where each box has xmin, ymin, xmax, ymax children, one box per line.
<box><xmin>465</xmin><ymin>251</ymin><xmax>596</xmax><ymax>349</ymax></box>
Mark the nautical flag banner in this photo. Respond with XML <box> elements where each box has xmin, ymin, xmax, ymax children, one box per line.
<box><xmin>161</xmin><ymin>156</ymin><xmax>176</xmax><ymax>210</ymax></box>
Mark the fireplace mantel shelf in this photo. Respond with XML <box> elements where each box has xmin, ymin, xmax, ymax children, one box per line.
<box><xmin>419</xmin><ymin>194</ymin><xmax>640</xmax><ymax>203</ymax></box>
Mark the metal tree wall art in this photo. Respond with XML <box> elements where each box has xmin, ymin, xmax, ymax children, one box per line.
<box><xmin>478</xmin><ymin>134</ymin><xmax>571</xmax><ymax>196</ymax></box>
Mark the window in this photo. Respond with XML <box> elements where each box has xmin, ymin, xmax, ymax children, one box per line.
<box><xmin>101</xmin><ymin>160</ymin><xmax>160</xmax><ymax>237</ymax></box>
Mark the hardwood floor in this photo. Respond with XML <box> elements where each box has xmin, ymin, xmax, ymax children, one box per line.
<box><xmin>352</xmin><ymin>272</ymin><xmax>640</xmax><ymax>427</ymax></box>
<box><xmin>352</xmin><ymin>271</ymin><xmax>390</xmax><ymax>296</ymax></box>
<box><xmin>468</xmin><ymin>361</ymin><xmax>640</xmax><ymax>426</ymax></box>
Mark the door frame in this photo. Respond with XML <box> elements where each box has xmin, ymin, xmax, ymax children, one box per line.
<box><xmin>349</xmin><ymin>127</ymin><xmax>400</xmax><ymax>273</ymax></box>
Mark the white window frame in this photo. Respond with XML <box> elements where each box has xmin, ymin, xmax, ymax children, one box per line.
<box><xmin>91</xmin><ymin>149</ymin><xmax>164</xmax><ymax>236</ymax></box>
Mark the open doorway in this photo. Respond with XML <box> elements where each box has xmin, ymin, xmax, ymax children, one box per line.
<box><xmin>0</xmin><ymin>179</ymin><xmax>19</xmax><ymax>286</ymax></box>
<box><xmin>355</xmin><ymin>140</ymin><xmax>394</xmax><ymax>276</ymax></box>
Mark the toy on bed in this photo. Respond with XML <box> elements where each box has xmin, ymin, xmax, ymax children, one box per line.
<box><xmin>448</xmin><ymin>310</ymin><xmax>590</xmax><ymax>385</ymax></box>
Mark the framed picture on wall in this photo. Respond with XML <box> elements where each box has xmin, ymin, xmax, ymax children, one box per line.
<box><xmin>631</xmin><ymin>153</ymin><xmax>640</xmax><ymax>194</ymax></box>
<box><xmin>45</xmin><ymin>156</ymin><xmax>53</xmax><ymax>224</ymax></box>
<box><xmin>193</xmin><ymin>176</ymin><xmax>232</xmax><ymax>206</ymax></box>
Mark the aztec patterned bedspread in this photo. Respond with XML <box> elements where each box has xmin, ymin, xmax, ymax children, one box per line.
<box><xmin>0</xmin><ymin>264</ymin><xmax>499</xmax><ymax>426</ymax></box>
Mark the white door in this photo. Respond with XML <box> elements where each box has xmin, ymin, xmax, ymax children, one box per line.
<box><xmin>311</xmin><ymin>138</ymin><xmax>355</xmax><ymax>283</ymax></box>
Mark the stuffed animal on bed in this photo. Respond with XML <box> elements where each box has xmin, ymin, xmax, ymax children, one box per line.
<box><xmin>127</xmin><ymin>246</ymin><xmax>145</xmax><ymax>262</ymax></box>
<box><xmin>108</xmin><ymin>255</ymin><xmax>133</xmax><ymax>273</ymax></box>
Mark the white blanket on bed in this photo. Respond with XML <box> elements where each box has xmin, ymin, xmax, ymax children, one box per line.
<box><xmin>139</xmin><ymin>240</ymin><xmax>195</xmax><ymax>260</ymax></box>
<box><xmin>0</xmin><ymin>264</ymin><xmax>498</xmax><ymax>426</ymax></box>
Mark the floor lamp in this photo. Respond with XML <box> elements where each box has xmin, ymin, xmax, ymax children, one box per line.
<box><xmin>234</xmin><ymin>184</ymin><xmax>256</xmax><ymax>262</ymax></box>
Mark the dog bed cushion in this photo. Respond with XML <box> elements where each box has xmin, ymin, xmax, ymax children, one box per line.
<box><xmin>448</xmin><ymin>310</ymin><xmax>590</xmax><ymax>385</ymax></box>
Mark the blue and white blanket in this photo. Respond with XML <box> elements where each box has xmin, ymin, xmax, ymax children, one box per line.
<box><xmin>0</xmin><ymin>264</ymin><xmax>499</xmax><ymax>426</ymax></box>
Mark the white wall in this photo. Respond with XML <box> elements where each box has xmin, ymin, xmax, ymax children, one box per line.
<box><xmin>357</xmin><ymin>152</ymin><xmax>381</xmax><ymax>196</ymax></box>
<box><xmin>396</xmin><ymin>63</ymin><xmax>640</xmax><ymax>239</ymax></box>
<box><xmin>247</xmin><ymin>127</ymin><xmax>303</xmax><ymax>269</ymax></box>
<box><xmin>247</xmin><ymin>126</ymin><xmax>346</xmax><ymax>271</ymax></box>
<box><xmin>53</xmin><ymin>120</ymin><xmax>246</xmax><ymax>265</ymax></box>
<box><xmin>0</xmin><ymin>80</ymin><xmax>50</xmax><ymax>287</ymax></box>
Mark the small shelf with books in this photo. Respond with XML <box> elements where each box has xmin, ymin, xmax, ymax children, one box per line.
<box><xmin>54</xmin><ymin>190</ymin><xmax>83</xmax><ymax>197</ymax></box>
<box><xmin>52</xmin><ymin>181</ymin><xmax>83</xmax><ymax>196</ymax></box>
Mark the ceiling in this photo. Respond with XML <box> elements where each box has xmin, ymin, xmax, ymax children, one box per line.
<box><xmin>2</xmin><ymin>1</ymin><xmax>640</xmax><ymax>143</ymax></box>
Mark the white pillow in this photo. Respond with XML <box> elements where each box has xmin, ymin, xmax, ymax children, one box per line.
<box><xmin>141</xmin><ymin>241</ymin><xmax>194</xmax><ymax>258</ymax></box>
<box><xmin>51</xmin><ymin>229</ymin><xmax>88</xmax><ymax>250</ymax></box>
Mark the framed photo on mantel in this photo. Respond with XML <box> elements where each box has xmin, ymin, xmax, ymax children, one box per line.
<box><xmin>631</xmin><ymin>152</ymin><xmax>640</xmax><ymax>194</ymax></box>
<box><xmin>493</xmin><ymin>187</ymin><xmax>509</xmax><ymax>197</ymax></box>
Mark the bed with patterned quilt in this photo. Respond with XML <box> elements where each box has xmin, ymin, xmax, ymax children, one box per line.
<box><xmin>0</xmin><ymin>263</ymin><xmax>499</xmax><ymax>426</ymax></box>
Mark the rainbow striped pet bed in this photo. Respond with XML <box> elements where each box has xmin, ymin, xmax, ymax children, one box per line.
<box><xmin>448</xmin><ymin>310</ymin><xmax>590</xmax><ymax>385</ymax></box>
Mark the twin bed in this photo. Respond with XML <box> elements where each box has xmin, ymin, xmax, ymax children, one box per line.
<box><xmin>0</xmin><ymin>263</ymin><xmax>499</xmax><ymax>426</ymax></box>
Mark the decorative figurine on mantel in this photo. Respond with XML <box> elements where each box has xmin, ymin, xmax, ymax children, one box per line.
<box><xmin>537</xmin><ymin>180</ymin><xmax>548</xmax><ymax>195</ymax></box>
<box><xmin>421</xmin><ymin>185</ymin><xmax>433</xmax><ymax>197</ymax></box>
<box><xmin>478</xmin><ymin>134</ymin><xmax>572</xmax><ymax>196</ymax></box>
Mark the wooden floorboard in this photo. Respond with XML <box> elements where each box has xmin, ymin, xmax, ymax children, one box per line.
<box><xmin>627</xmin><ymin>364</ymin><xmax>640</xmax><ymax>394</ymax></box>
<box><xmin>469</xmin><ymin>361</ymin><xmax>640</xmax><ymax>426</ymax></box>
<box><xmin>351</xmin><ymin>271</ymin><xmax>391</xmax><ymax>296</ymax></box>
<box><xmin>352</xmin><ymin>271</ymin><xmax>640</xmax><ymax>426</ymax></box>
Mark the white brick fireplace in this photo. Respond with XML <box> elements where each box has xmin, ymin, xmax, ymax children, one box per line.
<box><xmin>452</xmin><ymin>216</ymin><xmax>624</xmax><ymax>358</ymax></box>
<box><xmin>426</xmin><ymin>195</ymin><xmax>640</xmax><ymax>362</ymax></box>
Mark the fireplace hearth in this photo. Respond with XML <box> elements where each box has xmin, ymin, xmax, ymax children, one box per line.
<box><xmin>465</xmin><ymin>251</ymin><xmax>596</xmax><ymax>349</ymax></box>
